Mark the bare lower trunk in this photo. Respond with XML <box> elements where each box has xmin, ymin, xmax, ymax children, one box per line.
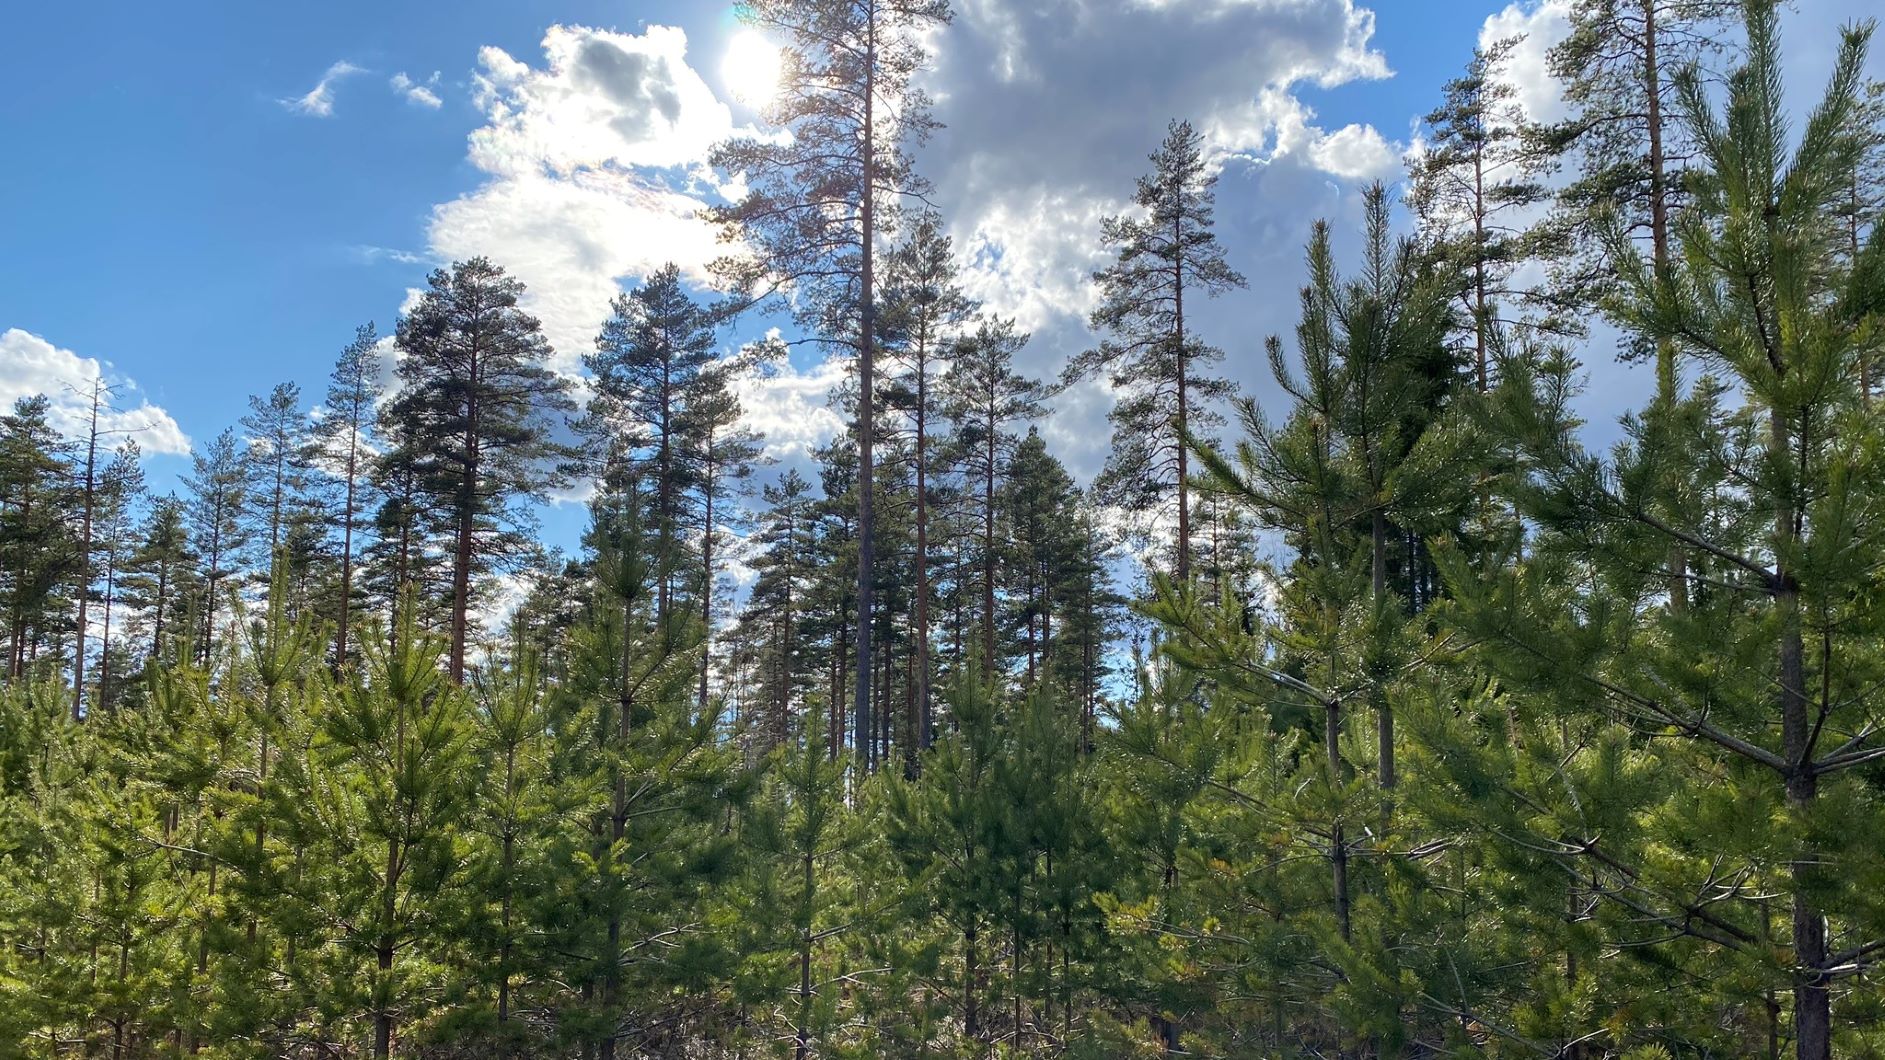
<box><xmin>854</xmin><ymin>24</ymin><xmax>879</xmax><ymax>769</ymax></box>
<box><xmin>797</xmin><ymin>844</ymin><xmax>815</xmax><ymax>1060</ymax></box>
<box><xmin>1371</xmin><ymin>510</ymin><xmax>1394</xmax><ymax>790</ymax></box>
<box><xmin>1329</xmin><ymin>696</ymin><xmax>1351</xmax><ymax>942</ymax></box>
<box><xmin>1173</xmin><ymin>207</ymin><xmax>1190</xmax><ymax>583</ymax></box>
<box><xmin>914</xmin><ymin>388</ymin><xmax>931</xmax><ymax>763</ymax></box>
<box><xmin>1771</xmin><ymin>404</ymin><xmax>1828</xmax><ymax>1060</ymax></box>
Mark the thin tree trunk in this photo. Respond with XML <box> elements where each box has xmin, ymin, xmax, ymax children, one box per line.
<box><xmin>1643</xmin><ymin>0</ymin><xmax>1690</xmax><ymax>614</ymax></box>
<box><xmin>1774</xmin><ymin>404</ymin><xmax>1828</xmax><ymax>1060</ymax></box>
<box><xmin>602</xmin><ymin>594</ymin><xmax>635</xmax><ymax>1060</ymax></box>
<box><xmin>1328</xmin><ymin>696</ymin><xmax>1351</xmax><ymax>942</ymax></box>
<box><xmin>99</xmin><ymin>539</ymin><xmax>117</xmax><ymax>710</ymax></box>
<box><xmin>375</xmin><ymin>838</ymin><xmax>399</xmax><ymax>1059</ymax></box>
<box><xmin>449</xmin><ymin>373</ymin><xmax>481</xmax><ymax>683</ymax></box>
<box><xmin>796</xmin><ymin>842</ymin><xmax>815</xmax><ymax>1060</ymax></box>
<box><xmin>965</xmin><ymin>922</ymin><xmax>981</xmax><ymax>1056</ymax></box>
<box><xmin>72</xmin><ymin>384</ymin><xmax>101</xmax><ymax>720</ymax></box>
<box><xmin>499</xmin><ymin>743</ymin><xmax>517</xmax><ymax>1028</ymax></box>
<box><xmin>983</xmin><ymin>412</ymin><xmax>997</xmax><ymax>678</ymax></box>
<box><xmin>700</xmin><ymin>446</ymin><xmax>716</xmax><ymax>710</ymax></box>
<box><xmin>914</xmin><ymin>363</ymin><xmax>932</xmax><ymax>759</ymax></box>
<box><xmin>1173</xmin><ymin>208</ymin><xmax>1190</xmax><ymax>583</ymax></box>
<box><xmin>854</xmin><ymin>18</ymin><xmax>878</xmax><ymax>771</ymax></box>
<box><xmin>336</xmin><ymin>421</ymin><xmax>360</xmax><ymax>668</ymax></box>
<box><xmin>1372</xmin><ymin>510</ymin><xmax>1394</xmax><ymax>790</ymax></box>
<box><xmin>1473</xmin><ymin>141</ymin><xmax>1488</xmax><ymax>393</ymax></box>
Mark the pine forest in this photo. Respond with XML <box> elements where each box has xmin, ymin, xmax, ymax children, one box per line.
<box><xmin>5</xmin><ymin>1</ymin><xmax>1885</xmax><ymax>1057</ymax></box>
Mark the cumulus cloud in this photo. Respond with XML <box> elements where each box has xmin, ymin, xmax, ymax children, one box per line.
<box><xmin>917</xmin><ymin>0</ymin><xmax>1403</xmax><ymax>476</ymax></box>
<box><xmin>282</xmin><ymin>60</ymin><xmax>365</xmax><ymax>117</ymax></box>
<box><xmin>1480</xmin><ymin>0</ymin><xmax>1572</xmax><ymax>126</ymax></box>
<box><xmin>391</xmin><ymin>71</ymin><xmax>443</xmax><ymax>109</ymax></box>
<box><xmin>0</xmin><ymin>329</ymin><xmax>191</xmax><ymax>456</ymax></box>
<box><xmin>956</xmin><ymin>191</ymin><xmax>1114</xmax><ymax>336</ymax></box>
<box><xmin>468</xmin><ymin>24</ymin><xmax>741</xmax><ymax>175</ymax></box>
<box><xmin>423</xmin><ymin>2</ymin><xmax>1412</xmax><ymax>483</ymax></box>
<box><xmin>429</xmin><ymin>25</ymin><xmax>751</xmax><ymax>372</ymax></box>
<box><xmin>430</xmin><ymin>169</ymin><xmax>725</xmax><ymax>367</ymax></box>
<box><xmin>731</xmin><ymin>351</ymin><xmax>850</xmax><ymax>464</ymax></box>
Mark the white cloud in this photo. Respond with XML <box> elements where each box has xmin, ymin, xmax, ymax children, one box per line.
<box><xmin>353</xmin><ymin>244</ymin><xmax>429</xmax><ymax>266</ymax></box>
<box><xmin>422</xmin><ymin>2</ymin><xmax>1412</xmax><ymax>489</ymax></box>
<box><xmin>1481</xmin><ymin>1</ymin><xmax>1572</xmax><ymax>126</ymax></box>
<box><xmin>390</xmin><ymin>71</ymin><xmax>443</xmax><ymax>109</ymax></box>
<box><xmin>920</xmin><ymin>0</ymin><xmax>1400</xmax><ymax>344</ymax></box>
<box><xmin>731</xmin><ymin>352</ymin><xmax>849</xmax><ymax>464</ymax></box>
<box><xmin>468</xmin><ymin>25</ymin><xmax>739</xmax><ymax>176</ymax></box>
<box><xmin>916</xmin><ymin>0</ymin><xmax>1405</xmax><ymax>479</ymax></box>
<box><xmin>429</xmin><ymin>168</ymin><xmax>724</xmax><ymax>368</ymax></box>
<box><xmin>0</xmin><ymin>329</ymin><xmax>191</xmax><ymax>456</ymax></box>
<box><xmin>1211</xmin><ymin>88</ymin><xmax>1405</xmax><ymax>180</ymax></box>
<box><xmin>282</xmin><ymin>60</ymin><xmax>365</xmax><ymax>118</ymax></box>
<box><xmin>957</xmin><ymin>191</ymin><xmax>1114</xmax><ymax>336</ymax></box>
<box><xmin>429</xmin><ymin>25</ymin><xmax>751</xmax><ymax>373</ymax></box>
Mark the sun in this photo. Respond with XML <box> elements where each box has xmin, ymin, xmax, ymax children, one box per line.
<box><xmin>722</xmin><ymin>30</ymin><xmax>783</xmax><ymax>108</ymax></box>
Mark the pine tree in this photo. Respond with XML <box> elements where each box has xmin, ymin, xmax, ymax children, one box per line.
<box><xmin>1000</xmin><ymin>429</ymin><xmax>1080</xmax><ymax>691</ymax></box>
<box><xmin>760</xmin><ymin>720</ymin><xmax>853</xmax><ymax>1060</ymax></box>
<box><xmin>587</xmin><ymin>264</ymin><xmax>720</xmax><ymax>622</ymax></box>
<box><xmin>1409</xmin><ymin>38</ymin><xmax>1554</xmax><ymax>389</ymax></box>
<box><xmin>67</xmin><ymin>378</ymin><xmax>134</xmax><ymax>719</ymax></box>
<box><xmin>318</xmin><ymin>604</ymin><xmax>476</xmax><ymax>1057</ymax></box>
<box><xmin>90</xmin><ymin>441</ymin><xmax>143</xmax><ymax>712</ymax></box>
<box><xmin>312</xmin><ymin>322</ymin><xmax>382</xmax><ymax>669</ymax></box>
<box><xmin>881</xmin><ymin>210</ymin><xmax>974</xmax><ymax>758</ymax></box>
<box><xmin>738</xmin><ymin>469</ymin><xmax>820</xmax><ymax>752</ymax></box>
<box><xmin>1541</xmin><ymin>0</ymin><xmax>1737</xmax><ymax>343</ymax></box>
<box><xmin>944</xmin><ymin>318</ymin><xmax>1045</xmax><ymax>680</ymax></box>
<box><xmin>710</xmin><ymin>0</ymin><xmax>952</xmax><ymax>766</ymax></box>
<box><xmin>183</xmin><ymin>428</ymin><xmax>249</xmax><ymax>666</ymax></box>
<box><xmin>462</xmin><ymin>633</ymin><xmax>551</xmax><ymax>1047</ymax></box>
<box><xmin>551</xmin><ymin>501</ymin><xmax>742</xmax><ymax>1058</ymax></box>
<box><xmin>363</xmin><ymin>414</ymin><xmax>447</xmax><ymax>641</ymax></box>
<box><xmin>0</xmin><ymin>396</ymin><xmax>76</xmax><ymax>682</ymax></box>
<box><xmin>1070</xmin><ymin>118</ymin><xmax>1247</xmax><ymax>582</ymax></box>
<box><xmin>121</xmin><ymin>493</ymin><xmax>194</xmax><ymax>664</ymax></box>
<box><xmin>686</xmin><ymin>356</ymin><xmax>764</xmax><ymax>710</ymax></box>
<box><xmin>240</xmin><ymin>381</ymin><xmax>313</xmax><ymax>564</ymax></box>
<box><xmin>1442</xmin><ymin>8</ymin><xmax>1885</xmax><ymax>1055</ymax></box>
<box><xmin>385</xmin><ymin>257</ymin><xmax>576</xmax><ymax>681</ymax></box>
<box><xmin>884</xmin><ymin>671</ymin><xmax>1010</xmax><ymax>1054</ymax></box>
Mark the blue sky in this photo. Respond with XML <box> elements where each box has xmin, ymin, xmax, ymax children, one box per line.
<box><xmin>2</xmin><ymin>0</ymin><xmax>1875</xmax><ymax>558</ymax></box>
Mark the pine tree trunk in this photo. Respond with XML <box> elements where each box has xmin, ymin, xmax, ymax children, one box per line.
<box><xmin>700</xmin><ymin>450</ymin><xmax>716</xmax><ymax>710</ymax></box>
<box><xmin>1473</xmin><ymin>141</ymin><xmax>1488</xmax><ymax>393</ymax></box>
<box><xmin>854</xmin><ymin>21</ymin><xmax>878</xmax><ymax>771</ymax></box>
<box><xmin>1372</xmin><ymin>510</ymin><xmax>1394</xmax><ymax>790</ymax></box>
<box><xmin>965</xmin><ymin>921</ymin><xmax>981</xmax><ymax>1055</ymax></box>
<box><xmin>914</xmin><ymin>366</ymin><xmax>931</xmax><ymax>759</ymax></box>
<box><xmin>98</xmin><ymin>541</ymin><xmax>117</xmax><ymax>710</ymax></box>
<box><xmin>1774</xmin><ymin>407</ymin><xmax>1829</xmax><ymax>1060</ymax></box>
<box><xmin>797</xmin><ymin>841</ymin><xmax>815</xmax><ymax>1060</ymax></box>
<box><xmin>1328</xmin><ymin>696</ymin><xmax>1350</xmax><ymax>942</ymax></box>
<box><xmin>603</xmin><ymin>596</ymin><xmax>635</xmax><ymax>1060</ymax></box>
<box><xmin>449</xmin><ymin>377</ymin><xmax>482</xmax><ymax>684</ymax></box>
<box><xmin>376</xmin><ymin>838</ymin><xmax>399</xmax><ymax>1059</ymax></box>
<box><xmin>983</xmin><ymin>414</ymin><xmax>997</xmax><ymax>678</ymax></box>
<box><xmin>72</xmin><ymin>386</ymin><xmax>100</xmax><ymax>720</ymax></box>
<box><xmin>1642</xmin><ymin>0</ymin><xmax>1691</xmax><ymax>615</ymax></box>
<box><xmin>1173</xmin><ymin>209</ymin><xmax>1190</xmax><ymax>583</ymax></box>
<box><xmin>337</xmin><ymin>424</ymin><xmax>360</xmax><ymax>668</ymax></box>
<box><xmin>499</xmin><ymin>744</ymin><xmax>517</xmax><ymax>1028</ymax></box>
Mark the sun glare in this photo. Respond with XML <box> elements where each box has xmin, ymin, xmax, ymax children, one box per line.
<box><xmin>722</xmin><ymin>30</ymin><xmax>782</xmax><ymax>107</ymax></box>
